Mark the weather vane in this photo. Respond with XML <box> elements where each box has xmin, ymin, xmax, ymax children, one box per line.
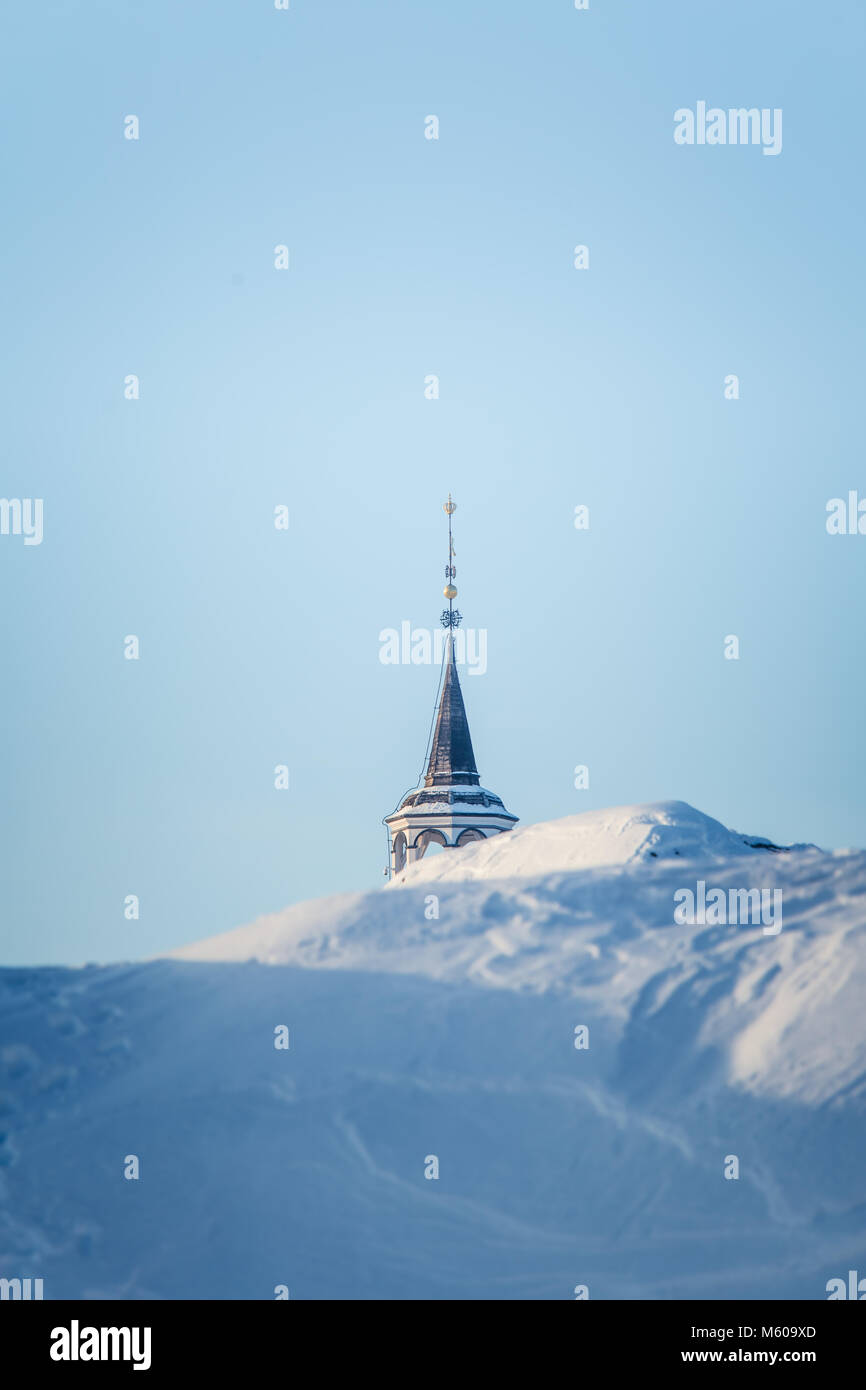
<box><xmin>441</xmin><ymin>494</ymin><xmax>462</xmax><ymax>629</ymax></box>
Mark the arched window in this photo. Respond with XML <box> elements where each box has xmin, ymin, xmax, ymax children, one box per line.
<box><xmin>456</xmin><ymin>828</ymin><xmax>485</xmax><ymax>847</ymax></box>
<box><xmin>414</xmin><ymin>829</ymin><xmax>448</xmax><ymax>860</ymax></box>
<box><xmin>393</xmin><ymin>831</ymin><xmax>407</xmax><ymax>872</ymax></box>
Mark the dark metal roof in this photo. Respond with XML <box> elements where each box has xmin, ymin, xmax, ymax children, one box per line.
<box><xmin>424</xmin><ymin>638</ymin><xmax>480</xmax><ymax>788</ymax></box>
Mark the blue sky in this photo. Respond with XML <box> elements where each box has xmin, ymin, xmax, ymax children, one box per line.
<box><xmin>1</xmin><ymin>0</ymin><xmax>864</xmax><ymax>965</ymax></box>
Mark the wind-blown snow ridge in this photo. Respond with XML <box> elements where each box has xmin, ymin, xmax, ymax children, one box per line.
<box><xmin>170</xmin><ymin>803</ymin><xmax>858</xmax><ymax>1108</ymax></box>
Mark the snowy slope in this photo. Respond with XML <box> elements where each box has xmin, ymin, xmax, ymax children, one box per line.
<box><xmin>1</xmin><ymin>803</ymin><xmax>864</xmax><ymax>1301</ymax></box>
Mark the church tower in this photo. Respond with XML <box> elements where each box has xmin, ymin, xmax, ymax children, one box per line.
<box><xmin>384</xmin><ymin>497</ymin><xmax>518</xmax><ymax>877</ymax></box>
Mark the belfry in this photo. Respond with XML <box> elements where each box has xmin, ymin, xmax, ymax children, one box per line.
<box><xmin>384</xmin><ymin>497</ymin><xmax>518</xmax><ymax>877</ymax></box>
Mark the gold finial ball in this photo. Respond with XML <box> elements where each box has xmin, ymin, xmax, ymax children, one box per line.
<box><xmin>444</xmin><ymin>497</ymin><xmax>456</xmax><ymax>515</ymax></box>
<box><xmin>443</xmin><ymin>584</ymin><xmax>458</xmax><ymax>600</ymax></box>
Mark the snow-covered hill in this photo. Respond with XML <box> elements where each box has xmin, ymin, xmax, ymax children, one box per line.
<box><xmin>1</xmin><ymin>803</ymin><xmax>864</xmax><ymax>1300</ymax></box>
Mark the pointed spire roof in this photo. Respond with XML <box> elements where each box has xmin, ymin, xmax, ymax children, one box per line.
<box><xmin>424</xmin><ymin>635</ymin><xmax>480</xmax><ymax>787</ymax></box>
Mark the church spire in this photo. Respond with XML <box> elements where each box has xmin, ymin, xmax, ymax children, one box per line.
<box><xmin>425</xmin><ymin>497</ymin><xmax>479</xmax><ymax>787</ymax></box>
<box><xmin>383</xmin><ymin>495</ymin><xmax>517</xmax><ymax>877</ymax></box>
